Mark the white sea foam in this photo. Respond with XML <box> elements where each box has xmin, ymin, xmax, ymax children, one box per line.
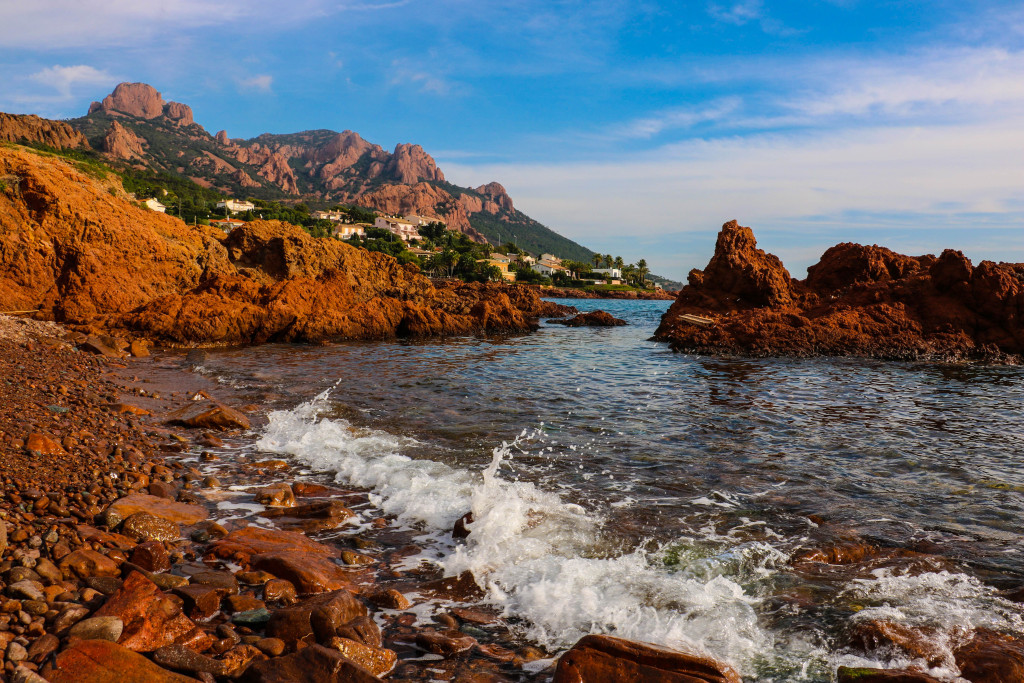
<box><xmin>256</xmin><ymin>389</ymin><xmax>782</xmax><ymax>672</ymax></box>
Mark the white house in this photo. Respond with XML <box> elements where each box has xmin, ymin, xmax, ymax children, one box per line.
<box><xmin>592</xmin><ymin>267</ymin><xmax>622</xmax><ymax>279</ymax></box>
<box><xmin>333</xmin><ymin>224</ymin><xmax>365</xmax><ymax>240</ymax></box>
<box><xmin>374</xmin><ymin>217</ymin><xmax>420</xmax><ymax>242</ymax></box>
<box><xmin>404</xmin><ymin>214</ymin><xmax>444</xmax><ymax>227</ymax></box>
<box><xmin>533</xmin><ymin>260</ymin><xmax>569</xmax><ymax>277</ymax></box>
<box><xmin>313</xmin><ymin>210</ymin><xmax>346</xmax><ymax>222</ymax></box>
<box><xmin>144</xmin><ymin>198</ymin><xmax>166</xmax><ymax>213</ymax></box>
<box><xmin>540</xmin><ymin>253</ymin><xmax>561</xmax><ymax>264</ymax></box>
<box><xmin>519</xmin><ymin>254</ymin><xmax>536</xmax><ymax>266</ymax></box>
<box><xmin>216</xmin><ymin>199</ymin><xmax>256</xmax><ymax>214</ymax></box>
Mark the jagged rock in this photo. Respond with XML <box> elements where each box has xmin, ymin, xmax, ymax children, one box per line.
<box><xmin>0</xmin><ymin>113</ymin><xmax>89</xmax><ymax>150</ymax></box>
<box><xmin>655</xmin><ymin>220</ymin><xmax>1024</xmax><ymax>361</ymax></box>
<box><xmin>385</xmin><ymin>143</ymin><xmax>444</xmax><ymax>184</ymax></box>
<box><xmin>325</xmin><ymin>637</ymin><xmax>397</xmax><ymax>677</ymax></box>
<box><xmin>102</xmin><ymin>121</ymin><xmax>146</xmax><ymax>161</ymax></box>
<box><xmin>93</xmin><ymin>571</ymin><xmax>198</xmax><ymax>652</ymax></box>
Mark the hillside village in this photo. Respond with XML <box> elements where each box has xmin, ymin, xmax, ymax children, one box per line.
<box><xmin>143</xmin><ymin>192</ymin><xmax>664</xmax><ymax>291</ymax></box>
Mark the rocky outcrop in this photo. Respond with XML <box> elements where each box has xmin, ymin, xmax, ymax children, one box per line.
<box><xmin>89</xmin><ymin>82</ymin><xmax>194</xmax><ymax>126</ymax></box>
<box><xmin>103</xmin><ymin>121</ymin><xmax>147</xmax><ymax>161</ymax></box>
<box><xmin>654</xmin><ymin>220</ymin><xmax>1024</xmax><ymax>362</ymax></box>
<box><xmin>0</xmin><ymin>146</ymin><xmax>572</xmax><ymax>345</ymax></box>
<box><xmin>384</xmin><ymin>143</ymin><xmax>444</xmax><ymax>184</ymax></box>
<box><xmin>359</xmin><ymin>182</ymin><xmax>487</xmax><ymax>242</ymax></box>
<box><xmin>220</xmin><ymin>141</ymin><xmax>299</xmax><ymax>194</ymax></box>
<box><xmin>475</xmin><ymin>182</ymin><xmax>514</xmax><ymax>212</ymax></box>
<box><xmin>547</xmin><ymin>310</ymin><xmax>627</xmax><ymax>327</ymax></box>
<box><xmin>0</xmin><ymin>113</ymin><xmax>89</xmax><ymax>150</ymax></box>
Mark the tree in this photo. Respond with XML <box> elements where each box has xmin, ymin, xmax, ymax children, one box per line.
<box><xmin>614</xmin><ymin>256</ymin><xmax>624</xmax><ymax>270</ymax></box>
<box><xmin>604</xmin><ymin>254</ymin><xmax>614</xmax><ymax>268</ymax></box>
<box><xmin>592</xmin><ymin>253</ymin><xmax>603</xmax><ymax>267</ymax></box>
<box><xmin>636</xmin><ymin>259</ymin><xmax>649</xmax><ymax>287</ymax></box>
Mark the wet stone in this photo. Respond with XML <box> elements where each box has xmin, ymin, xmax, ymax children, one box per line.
<box><xmin>232</xmin><ymin>607</ymin><xmax>272</xmax><ymax>627</ymax></box>
<box><xmin>120</xmin><ymin>512</ymin><xmax>180</xmax><ymax>543</ymax></box>
<box><xmin>68</xmin><ymin>616</ymin><xmax>125</xmax><ymax>642</ymax></box>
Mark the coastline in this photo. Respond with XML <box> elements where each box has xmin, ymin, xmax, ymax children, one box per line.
<box><xmin>0</xmin><ymin>316</ymin><xmax>556</xmax><ymax>681</ymax></box>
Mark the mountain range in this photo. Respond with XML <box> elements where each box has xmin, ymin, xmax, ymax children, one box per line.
<box><xmin>47</xmin><ymin>82</ymin><xmax>591</xmax><ymax>261</ymax></box>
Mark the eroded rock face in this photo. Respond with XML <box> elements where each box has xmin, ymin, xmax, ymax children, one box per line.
<box><xmin>0</xmin><ymin>146</ymin><xmax>573</xmax><ymax>344</ymax></box>
<box><xmin>102</xmin><ymin>121</ymin><xmax>146</xmax><ymax>161</ymax></box>
<box><xmin>90</xmin><ymin>82</ymin><xmax>193</xmax><ymax>125</ymax></box>
<box><xmin>385</xmin><ymin>143</ymin><xmax>444</xmax><ymax>184</ymax></box>
<box><xmin>0</xmin><ymin>113</ymin><xmax>89</xmax><ymax>150</ymax></box>
<box><xmin>655</xmin><ymin>220</ymin><xmax>1024</xmax><ymax>362</ymax></box>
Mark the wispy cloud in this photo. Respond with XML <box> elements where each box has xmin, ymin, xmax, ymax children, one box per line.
<box><xmin>389</xmin><ymin>59</ymin><xmax>461</xmax><ymax>96</ymax></box>
<box><xmin>236</xmin><ymin>74</ymin><xmax>274</xmax><ymax>93</ymax></box>
<box><xmin>28</xmin><ymin>64</ymin><xmax>118</xmax><ymax>99</ymax></box>
<box><xmin>609</xmin><ymin>98</ymin><xmax>742</xmax><ymax>139</ymax></box>
<box><xmin>707</xmin><ymin>0</ymin><xmax>763</xmax><ymax>25</ymax></box>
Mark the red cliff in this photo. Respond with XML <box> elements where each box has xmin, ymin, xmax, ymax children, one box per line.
<box><xmin>0</xmin><ymin>146</ymin><xmax>568</xmax><ymax>345</ymax></box>
<box><xmin>0</xmin><ymin>113</ymin><xmax>89</xmax><ymax>150</ymax></box>
<box><xmin>654</xmin><ymin>221</ymin><xmax>1024</xmax><ymax>362</ymax></box>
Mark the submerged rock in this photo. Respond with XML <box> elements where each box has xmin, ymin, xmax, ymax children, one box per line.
<box><xmin>547</xmin><ymin>310</ymin><xmax>627</xmax><ymax>327</ymax></box>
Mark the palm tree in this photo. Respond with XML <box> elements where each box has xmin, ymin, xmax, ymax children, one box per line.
<box><xmin>636</xmin><ymin>259</ymin><xmax>649</xmax><ymax>288</ymax></box>
<box><xmin>604</xmin><ymin>254</ymin><xmax>614</xmax><ymax>268</ymax></box>
<box><xmin>614</xmin><ymin>256</ymin><xmax>624</xmax><ymax>270</ymax></box>
<box><xmin>592</xmin><ymin>253</ymin><xmax>602</xmax><ymax>267</ymax></box>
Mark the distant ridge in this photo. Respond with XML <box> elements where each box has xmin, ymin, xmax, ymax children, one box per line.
<box><xmin>58</xmin><ymin>82</ymin><xmax>593</xmax><ymax>261</ymax></box>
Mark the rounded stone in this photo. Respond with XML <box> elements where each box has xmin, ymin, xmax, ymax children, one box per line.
<box><xmin>68</xmin><ymin>616</ymin><xmax>124</xmax><ymax>642</ymax></box>
<box><xmin>120</xmin><ymin>512</ymin><xmax>180</xmax><ymax>542</ymax></box>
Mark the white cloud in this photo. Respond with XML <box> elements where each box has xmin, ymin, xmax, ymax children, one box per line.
<box><xmin>236</xmin><ymin>74</ymin><xmax>274</xmax><ymax>93</ymax></box>
<box><xmin>443</xmin><ymin>116</ymin><xmax>1024</xmax><ymax>275</ymax></box>
<box><xmin>610</xmin><ymin>98</ymin><xmax>741</xmax><ymax>139</ymax></box>
<box><xmin>28</xmin><ymin>64</ymin><xmax>118</xmax><ymax>99</ymax></box>
<box><xmin>707</xmin><ymin>0</ymin><xmax>763</xmax><ymax>25</ymax></box>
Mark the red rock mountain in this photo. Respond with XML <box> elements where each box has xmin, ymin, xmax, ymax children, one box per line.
<box><xmin>0</xmin><ymin>113</ymin><xmax>88</xmax><ymax>150</ymax></box>
<box><xmin>655</xmin><ymin>220</ymin><xmax>1024</xmax><ymax>362</ymax></box>
<box><xmin>57</xmin><ymin>83</ymin><xmax>594</xmax><ymax>260</ymax></box>
<box><xmin>0</xmin><ymin>145</ymin><xmax>570</xmax><ymax>344</ymax></box>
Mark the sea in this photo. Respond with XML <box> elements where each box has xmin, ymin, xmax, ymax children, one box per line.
<box><xmin>187</xmin><ymin>298</ymin><xmax>1024</xmax><ymax>681</ymax></box>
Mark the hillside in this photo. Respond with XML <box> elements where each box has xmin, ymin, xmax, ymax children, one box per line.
<box><xmin>60</xmin><ymin>82</ymin><xmax>592</xmax><ymax>261</ymax></box>
<box><xmin>0</xmin><ymin>142</ymin><xmax>571</xmax><ymax>343</ymax></box>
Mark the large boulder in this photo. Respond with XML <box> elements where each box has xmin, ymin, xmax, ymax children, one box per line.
<box><xmin>42</xmin><ymin>639</ymin><xmax>198</xmax><ymax>683</ymax></box>
<box><xmin>552</xmin><ymin>634</ymin><xmax>740</xmax><ymax>683</ymax></box>
<box><xmin>239</xmin><ymin>643</ymin><xmax>380</xmax><ymax>682</ymax></box>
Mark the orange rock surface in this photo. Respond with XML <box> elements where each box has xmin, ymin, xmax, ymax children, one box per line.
<box><xmin>655</xmin><ymin>220</ymin><xmax>1024</xmax><ymax>362</ymax></box>
<box><xmin>0</xmin><ymin>145</ymin><xmax>570</xmax><ymax>344</ymax></box>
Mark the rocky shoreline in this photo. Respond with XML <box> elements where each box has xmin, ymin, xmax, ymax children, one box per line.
<box><xmin>654</xmin><ymin>221</ymin><xmax>1024</xmax><ymax>363</ymax></box>
<box><xmin>0</xmin><ymin>316</ymin><xmax>750</xmax><ymax>682</ymax></box>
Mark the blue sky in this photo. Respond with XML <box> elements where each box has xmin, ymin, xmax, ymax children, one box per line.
<box><xmin>2</xmin><ymin>1</ymin><xmax>1022</xmax><ymax>280</ymax></box>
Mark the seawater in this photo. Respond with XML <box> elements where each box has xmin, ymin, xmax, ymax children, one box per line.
<box><xmin>193</xmin><ymin>298</ymin><xmax>1024</xmax><ymax>681</ymax></box>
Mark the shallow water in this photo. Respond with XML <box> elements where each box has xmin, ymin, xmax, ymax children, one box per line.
<box><xmin>193</xmin><ymin>298</ymin><xmax>1024</xmax><ymax>681</ymax></box>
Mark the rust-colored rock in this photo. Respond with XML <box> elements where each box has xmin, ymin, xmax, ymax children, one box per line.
<box><xmin>547</xmin><ymin>310</ymin><xmax>627</xmax><ymax>327</ymax></box>
<box><xmin>836</xmin><ymin>668</ymin><xmax>942</xmax><ymax>683</ymax></box>
<box><xmin>208</xmin><ymin>526</ymin><xmax>335</xmax><ymax>563</ymax></box>
<box><xmin>552</xmin><ymin>634</ymin><xmax>741</xmax><ymax>683</ymax></box>
<box><xmin>955</xmin><ymin>628</ymin><xmax>1024</xmax><ymax>683</ymax></box>
<box><xmin>166</xmin><ymin>399</ymin><xmax>251</xmax><ymax>431</ymax></box>
<box><xmin>240</xmin><ymin>643</ymin><xmax>380</xmax><ymax>683</ymax></box>
<box><xmin>251</xmin><ymin>552</ymin><xmax>357</xmax><ymax>595</ymax></box>
<box><xmin>42</xmin><ymin>639</ymin><xmax>199</xmax><ymax>683</ymax></box>
<box><xmin>266</xmin><ymin>590</ymin><xmax>366</xmax><ymax>645</ymax></box>
<box><xmin>655</xmin><ymin>220</ymin><xmax>1024</xmax><ymax>361</ymax></box>
<box><xmin>0</xmin><ymin>113</ymin><xmax>89</xmax><ymax>149</ymax></box>
<box><xmin>107</xmin><ymin>493</ymin><xmax>207</xmax><ymax>525</ymax></box>
<box><xmin>59</xmin><ymin>549</ymin><xmax>120</xmax><ymax>579</ymax></box>
<box><xmin>326</xmin><ymin>637</ymin><xmax>397</xmax><ymax>677</ymax></box>
<box><xmin>102</xmin><ymin>121</ymin><xmax>146</xmax><ymax>161</ymax></box>
<box><xmin>25</xmin><ymin>432</ymin><xmax>64</xmax><ymax>455</ymax></box>
<box><xmin>93</xmin><ymin>571</ymin><xmax>197</xmax><ymax>652</ymax></box>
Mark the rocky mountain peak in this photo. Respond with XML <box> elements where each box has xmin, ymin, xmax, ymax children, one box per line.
<box><xmin>475</xmin><ymin>182</ymin><xmax>514</xmax><ymax>212</ymax></box>
<box><xmin>87</xmin><ymin>82</ymin><xmax>194</xmax><ymax>126</ymax></box>
<box><xmin>386</xmin><ymin>143</ymin><xmax>444</xmax><ymax>184</ymax></box>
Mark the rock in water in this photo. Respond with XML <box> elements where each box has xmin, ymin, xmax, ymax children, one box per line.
<box><xmin>553</xmin><ymin>634</ymin><xmax>740</xmax><ymax>683</ymax></box>
<box><xmin>547</xmin><ymin>310</ymin><xmax>627</xmax><ymax>327</ymax></box>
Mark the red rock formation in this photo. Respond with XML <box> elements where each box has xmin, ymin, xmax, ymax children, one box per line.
<box><xmin>475</xmin><ymin>181</ymin><xmax>515</xmax><ymax>212</ymax></box>
<box><xmin>0</xmin><ymin>113</ymin><xmax>89</xmax><ymax>150</ymax></box>
<box><xmin>220</xmin><ymin>141</ymin><xmax>299</xmax><ymax>194</ymax></box>
<box><xmin>385</xmin><ymin>143</ymin><xmax>444</xmax><ymax>184</ymax></box>
<box><xmin>654</xmin><ymin>220</ymin><xmax>1024</xmax><ymax>362</ymax></box>
<box><xmin>359</xmin><ymin>182</ymin><xmax>487</xmax><ymax>242</ymax></box>
<box><xmin>93</xmin><ymin>82</ymin><xmax>165</xmax><ymax>119</ymax></box>
<box><xmin>553</xmin><ymin>634</ymin><xmax>741</xmax><ymax>683</ymax></box>
<box><xmin>102</xmin><ymin>120</ymin><xmax>146</xmax><ymax>161</ymax></box>
<box><xmin>0</xmin><ymin>145</ymin><xmax>571</xmax><ymax>344</ymax></box>
<box><xmin>90</xmin><ymin>82</ymin><xmax>194</xmax><ymax>125</ymax></box>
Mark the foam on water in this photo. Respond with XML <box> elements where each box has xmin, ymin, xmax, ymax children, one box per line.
<box><xmin>256</xmin><ymin>389</ymin><xmax>779</xmax><ymax>672</ymax></box>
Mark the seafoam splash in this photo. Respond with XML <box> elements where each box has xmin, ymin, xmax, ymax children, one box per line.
<box><xmin>256</xmin><ymin>389</ymin><xmax>778</xmax><ymax>672</ymax></box>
